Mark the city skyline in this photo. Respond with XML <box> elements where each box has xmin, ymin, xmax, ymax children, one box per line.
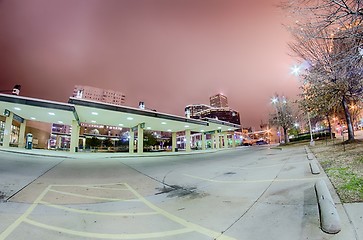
<box><xmin>0</xmin><ymin>0</ymin><xmax>300</xmax><ymax>129</ymax></box>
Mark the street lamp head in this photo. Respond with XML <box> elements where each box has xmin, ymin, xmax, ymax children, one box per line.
<box><xmin>291</xmin><ymin>65</ymin><xmax>301</xmax><ymax>76</ymax></box>
<box><xmin>271</xmin><ymin>97</ymin><xmax>278</xmax><ymax>104</ymax></box>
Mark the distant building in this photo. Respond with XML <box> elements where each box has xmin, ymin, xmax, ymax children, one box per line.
<box><xmin>210</xmin><ymin>93</ymin><xmax>228</xmax><ymax>108</ymax></box>
<box><xmin>185</xmin><ymin>94</ymin><xmax>241</xmax><ymax>125</ymax></box>
<box><xmin>72</xmin><ymin>85</ymin><xmax>126</xmax><ymax>105</ymax></box>
<box><xmin>198</xmin><ymin>107</ymin><xmax>240</xmax><ymax>125</ymax></box>
<box><xmin>184</xmin><ymin>104</ymin><xmax>211</xmax><ymax>118</ymax></box>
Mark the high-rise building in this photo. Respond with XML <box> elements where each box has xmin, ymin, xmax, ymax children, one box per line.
<box><xmin>72</xmin><ymin>85</ymin><xmax>126</xmax><ymax>105</ymax></box>
<box><xmin>184</xmin><ymin>106</ymin><xmax>240</xmax><ymax>125</ymax></box>
<box><xmin>210</xmin><ymin>93</ymin><xmax>228</xmax><ymax>108</ymax></box>
<box><xmin>185</xmin><ymin>104</ymin><xmax>211</xmax><ymax>118</ymax></box>
<box><xmin>185</xmin><ymin>94</ymin><xmax>240</xmax><ymax>125</ymax></box>
<box><xmin>197</xmin><ymin>108</ymin><xmax>241</xmax><ymax>125</ymax></box>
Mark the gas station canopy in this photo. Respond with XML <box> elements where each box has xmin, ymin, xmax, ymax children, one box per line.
<box><xmin>0</xmin><ymin>94</ymin><xmax>77</xmax><ymax>125</ymax></box>
<box><xmin>0</xmin><ymin>94</ymin><xmax>240</xmax><ymax>133</ymax></box>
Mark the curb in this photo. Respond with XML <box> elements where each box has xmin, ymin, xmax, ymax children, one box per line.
<box><xmin>304</xmin><ymin>145</ymin><xmax>310</xmax><ymax>154</ymax></box>
<box><xmin>305</xmin><ymin>145</ymin><xmax>315</xmax><ymax>160</ymax></box>
<box><xmin>0</xmin><ymin>147</ymin><xmax>234</xmax><ymax>159</ymax></box>
<box><xmin>307</xmin><ymin>153</ymin><xmax>314</xmax><ymax>160</ymax></box>
<box><xmin>0</xmin><ymin>148</ymin><xmax>74</xmax><ymax>159</ymax></box>
<box><xmin>309</xmin><ymin>161</ymin><xmax>321</xmax><ymax>174</ymax></box>
<box><xmin>315</xmin><ymin>180</ymin><xmax>341</xmax><ymax>234</ymax></box>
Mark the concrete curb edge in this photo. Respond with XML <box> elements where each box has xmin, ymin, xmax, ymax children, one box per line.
<box><xmin>315</xmin><ymin>179</ymin><xmax>341</xmax><ymax>234</ymax></box>
<box><xmin>309</xmin><ymin>161</ymin><xmax>321</xmax><ymax>174</ymax></box>
<box><xmin>0</xmin><ymin>148</ymin><xmax>74</xmax><ymax>159</ymax></box>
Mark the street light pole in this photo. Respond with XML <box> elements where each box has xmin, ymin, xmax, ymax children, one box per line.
<box><xmin>291</xmin><ymin>64</ymin><xmax>315</xmax><ymax>146</ymax></box>
<box><xmin>307</xmin><ymin>112</ymin><xmax>315</xmax><ymax>146</ymax></box>
<box><xmin>271</xmin><ymin>96</ymin><xmax>282</xmax><ymax>144</ymax></box>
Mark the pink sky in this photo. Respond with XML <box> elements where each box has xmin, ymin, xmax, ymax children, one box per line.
<box><xmin>0</xmin><ymin>0</ymin><xmax>300</xmax><ymax>129</ymax></box>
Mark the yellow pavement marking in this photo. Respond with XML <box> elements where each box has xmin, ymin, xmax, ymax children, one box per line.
<box><xmin>48</xmin><ymin>189</ymin><xmax>138</xmax><ymax>202</ymax></box>
<box><xmin>78</xmin><ymin>186</ymin><xmax>129</xmax><ymax>191</ymax></box>
<box><xmin>1</xmin><ymin>183</ymin><xmax>237</xmax><ymax>240</ymax></box>
<box><xmin>125</xmin><ymin>183</ymin><xmax>236</xmax><ymax>240</ymax></box>
<box><xmin>184</xmin><ymin>174</ymin><xmax>324</xmax><ymax>184</ymax></box>
<box><xmin>229</xmin><ymin>161</ymin><xmax>307</xmax><ymax>170</ymax></box>
<box><xmin>23</xmin><ymin>218</ymin><xmax>194</xmax><ymax>239</ymax></box>
<box><xmin>39</xmin><ymin>200</ymin><xmax>158</xmax><ymax>216</ymax></box>
<box><xmin>51</xmin><ymin>182</ymin><xmax>128</xmax><ymax>187</ymax></box>
<box><xmin>0</xmin><ymin>185</ymin><xmax>52</xmax><ymax>240</ymax></box>
<box><xmin>229</xmin><ymin>163</ymin><xmax>284</xmax><ymax>170</ymax></box>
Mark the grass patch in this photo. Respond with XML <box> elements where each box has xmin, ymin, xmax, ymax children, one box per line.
<box><xmin>326</xmin><ymin>167</ymin><xmax>351</xmax><ymax>177</ymax></box>
<box><xmin>342</xmin><ymin>176</ymin><xmax>363</xmax><ymax>193</ymax></box>
<box><xmin>311</xmin><ymin>137</ymin><xmax>363</xmax><ymax>203</ymax></box>
<box><xmin>319</xmin><ymin>159</ymin><xmax>332</xmax><ymax>169</ymax></box>
<box><xmin>355</xmin><ymin>156</ymin><xmax>363</xmax><ymax>164</ymax></box>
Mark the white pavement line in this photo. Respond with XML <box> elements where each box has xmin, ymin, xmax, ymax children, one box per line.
<box><xmin>184</xmin><ymin>174</ymin><xmax>324</xmax><ymax>184</ymax></box>
<box><xmin>0</xmin><ymin>185</ymin><xmax>52</xmax><ymax>240</ymax></box>
<box><xmin>23</xmin><ymin>218</ymin><xmax>194</xmax><ymax>239</ymax></box>
<box><xmin>315</xmin><ymin>180</ymin><xmax>341</xmax><ymax>234</ymax></box>
<box><xmin>38</xmin><ymin>200</ymin><xmax>158</xmax><ymax>216</ymax></box>
<box><xmin>48</xmin><ymin>189</ymin><xmax>139</xmax><ymax>202</ymax></box>
<box><xmin>124</xmin><ymin>183</ymin><xmax>236</xmax><ymax>240</ymax></box>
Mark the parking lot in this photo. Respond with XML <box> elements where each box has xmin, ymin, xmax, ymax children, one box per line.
<box><xmin>0</xmin><ymin>146</ymin><xmax>360</xmax><ymax>239</ymax></box>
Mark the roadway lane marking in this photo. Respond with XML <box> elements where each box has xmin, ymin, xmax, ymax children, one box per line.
<box><xmin>48</xmin><ymin>189</ymin><xmax>139</xmax><ymax>202</ymax></box>
<box><xmin>228</xmin><ymin>161</ymin><xmax>307</xmax><ymax>170</ymax></box>
<box><xmin>39</xmin><ymin>200</ymin><xmax>158</xmax><ymax>216</ymax></box>
<box><xmin>125</xmin><ymin>183</ymin><xmax>236</xmax><ymax>240</ymax></box>
<box><xmin>228</xmin><ymin>163</ymin><xmax>285</xmax><ymax>170</ymax></box>
<box><xmin>80</xmin><ymin>186</ymin><xmax>130</xmax><ymax>191</ymax></box>
<box><xmin>184</xmin><ymin>174</ymin><xmax>325</xmax><ymax>184</ymax></box>
<box><xmin>23</xmin><ymin>218</ymin><xmax>194</xmax><ymax>239</ymax></box>
<box><xmin>50</xmin><ymin>182</ymin><xmax>128</xmax><ymax>187</ymax></box>
<box><xmin>1</xmin><ymin>183</ymin><xmax>237</xmax><ymax>240</ymax></box>
<box><xmin>0</xmin><ymin>185</ymin><xmax>52</xmax><ymax>240</ymax></box>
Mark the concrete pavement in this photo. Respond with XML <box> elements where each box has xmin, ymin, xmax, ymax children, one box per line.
<box><xmin>0</xmin><ymin>145</ymin><xmax>361</xmax><ymax>239</ymax></box>
<box><xmin>0</xmin><ymin>146</ymin><xmax>230</xmax><ymax>159</ymax></box>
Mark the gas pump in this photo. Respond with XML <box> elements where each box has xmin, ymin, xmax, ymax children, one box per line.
<box><xmin>26</xmin><ymin>133</ymin><xmax>33</xmax><ymax>149</ymax></box>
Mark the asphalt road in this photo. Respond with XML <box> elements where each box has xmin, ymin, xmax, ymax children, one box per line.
<box><xmin>0</xmin><ymin>146</ymin><xmax>359</xmax><ymax>240</ymax></box>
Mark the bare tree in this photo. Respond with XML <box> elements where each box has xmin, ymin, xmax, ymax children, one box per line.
<box><xmin>270</xmin><ymin>95</ymin><xmax>295</xmax><ymax>143</ymax></box>
<box><xmin>282</xmin><ymin>0</ymin><xmax>363</xmax><ymax>141</ymax></box>
<box><xmin>298</xmin><ymin>69</ymin><xmax>341</xmax><ymax>139</ymax></box>
<box><xmin>281</xmin><ymin>0</ymin><xmax>363</xmax><ymax>36</ymax></box>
